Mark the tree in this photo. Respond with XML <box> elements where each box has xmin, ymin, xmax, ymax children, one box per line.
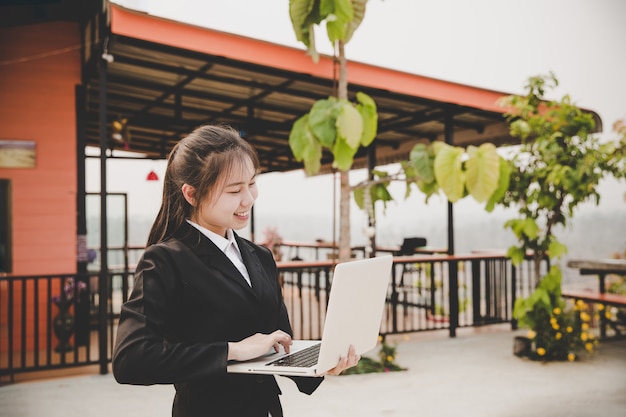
<box><xmin>288</xmin><ymin>0</ymin><xmax>377</xmax><ymax>261</ymax></box>
<box><xmin>500</xmin><ymin>73</ymin><xmax>625</xmax><ymax>359</ymax></box>
<box><xmin>497</xmin><ymin>73</ymin><xmax>625</xmax><ymax>285</ymax></box>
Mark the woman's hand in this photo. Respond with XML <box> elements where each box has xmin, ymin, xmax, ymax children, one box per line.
<box><xmin>228</xmin><ymin>330</ymin><xmax>292</xmax><ymax>361</ymax></box>
<box><xmin>320</xmin><ymin>344</ymin><xmax>360</xmax><ymax>376</ymax></box>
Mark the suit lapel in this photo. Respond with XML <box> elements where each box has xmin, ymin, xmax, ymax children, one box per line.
<box><xmin>177</xmin><ymin>224</ymin><xmax>256</xmax><ymax>295</ymax></box>
<box><xmin>236</xmin><ymin>234</ymin><xmax>267</xmax><ymax>299</ymax></box>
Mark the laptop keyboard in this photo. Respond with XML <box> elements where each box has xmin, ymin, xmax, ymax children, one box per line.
<box><xmin>267</xmin><ymin>343</ymin><xmax>321</xmax><ymax>368</ymax></box>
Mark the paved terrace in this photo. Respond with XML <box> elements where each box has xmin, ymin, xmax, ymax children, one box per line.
<box><xmin>1</xmin><ymin>325</ymin><xmax>625</xmax><ymax>417</ymax></box>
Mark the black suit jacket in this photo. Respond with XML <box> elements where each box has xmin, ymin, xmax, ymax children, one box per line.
<box><xmin>112</xmin><ymin>223</ymin><xmax>323</xmax><ymax>417</ymax></box>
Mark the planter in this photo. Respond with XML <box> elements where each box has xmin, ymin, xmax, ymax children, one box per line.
<box><xmin>53</xmin><ymin>300</ymin><xmax>75</xmax><ymax>353</ymax></box>
<box><xmin>513</xmin><ymin>336</ymin><xmax>531</xmax><ymax>357</ymax></box>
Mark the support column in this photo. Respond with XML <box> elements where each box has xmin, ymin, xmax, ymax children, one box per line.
<box><xmin>75</xmin><ymin>85</ymin><xmax>90</xmax><ymax>346</ymax></box>
<box><xmin>98</xmin><ymin>53</ymin><xmax>110</xmax><ymax>375</ymax></box>
<box><xmin>444</xmin><ymin>112</ymin><xmax>458</xmax><ymax>337</ymax></box>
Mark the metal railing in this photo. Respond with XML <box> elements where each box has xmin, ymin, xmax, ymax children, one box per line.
<box><xmin>0</xmin><ymin>253</ymin><xmax>542</xmax><ymax>382</ymax></box>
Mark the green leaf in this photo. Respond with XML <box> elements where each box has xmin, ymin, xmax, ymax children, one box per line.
<box><xmin>289</xmin><ymin>0</ymin><xmax>316</xmax><ymax>45</ymax></box>
<box><xmin>434</xmin><ymin>144</ymin><xmax>465</xmax><ymax>202</ymax></box>
<box><xmin>416</xmin><ymin>179</ymin><xmax>439</xmax><ymax>201</ymax></box>
<box><xmin>319</xmin><ymin>0</ymin><xmax>334</xmax><ymax>16</ymax></box>
<box><xmin>336</xmin><ymin>102</ymin><xmax>363</xmax><ymax>149</ymax></box>
<box><xmin>289</xmin><ymin>0</ymin><xmax>324</xmax><ymax>61</ymax></box>
<box><xmin>354</xmin><ymin>185</ymin><xmax>365</xmax><ymax>209</ymax></box>
<box><xmin>485</xmin><ymin>157</ymin><xmax>511</xmax><ymax>212</ymax></box>
<box><xmin>372</xmin><ymin>183</ymin><xmax>393</xmax><ymax>202</ymax></box>
<box><xmin>289</xmin><ymin>114</ymin><xmax>322</xmax><ymax>175</ymax></box>
<box><xmin>289</xmin><ymin>114</ymin><xmax>309</xmax><ymax>161</ymax></box>
<box><xmin>507</xmin><ymin>246</ymin><xmax>525</xmax><ymax>266</ymax></box>
<box><xmin>409</xmin><ymin>143</ymin><xmax>435</xmax><ymax>183</ymax></box>
<box><xmin>465</xmin><ymin>143</ymin><xmax>500</xmax><ymax>203</ymax></box>
<box><xmin>522</xmin><ymin>219</ymin><xmax>539</xmax><ymax>239</ymax></box>
<box><xmin>355</xmin><ymin>183</ymin><xmax>393</xmax><ymax>211</ymax></box>
<box><xmin>548</xmin><ymin>240</ymin><xmax>568</xmax><ymax>260</ymax></box>
<box><xmin>356</xmin><ymin>92</ymin><xmax>378</xmax><ymax>147</ymax></box>
<box><xmin>510</xmin><ymin>119</ymin><xmax>531</xmax><ymax>139</ymax></box>
<box><xmin>325</xmin><ymin>0</ymin><xmax>353</xmax><ymax>42</ymax></box>
<box><xmin>309</xmin><ymin>98</ymin><xmax>340</xmax><ymax>148</ymax></box>
<box><xmin>513</xmin><ymin>297</ymin><xmax>528</xmax><ymax>322</ymax></box>
<box><xmin>332</xmin><ymin>136</ymin><xmax>358</xmax><ymax>171</ymax></box>
<box><xmin>344</xmin><ymin>0</ymin><xmax>367</xmax><ymax>43</ymax></box>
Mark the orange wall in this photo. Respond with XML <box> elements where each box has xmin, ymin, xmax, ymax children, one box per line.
<box><xmin>0</xmin><ymin>21</ymin><xmax>80</xmax><ymax>276</ymax></box>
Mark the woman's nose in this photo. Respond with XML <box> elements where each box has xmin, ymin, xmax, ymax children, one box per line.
<box><xmin>241</xmin><ymin>188</ymin><xmax>256</xmax><ymax>206</ymax></box>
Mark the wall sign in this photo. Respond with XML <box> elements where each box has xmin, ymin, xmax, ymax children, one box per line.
<box><xmin>0</xmin><ymin>139</ymin><xmax>36</xmax><ymax>168</ymax></box>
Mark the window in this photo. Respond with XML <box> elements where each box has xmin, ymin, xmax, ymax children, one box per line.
<box><xmin>0</xmin><ymin>179</ymin><xmax>11</xmax><ymax>273</ymax></box>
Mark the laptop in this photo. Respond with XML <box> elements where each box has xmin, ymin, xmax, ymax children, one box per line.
<box><xmin>227</xmin><ymin>255</ymin><xmax>393</xmax><ymax>376</ymax></box>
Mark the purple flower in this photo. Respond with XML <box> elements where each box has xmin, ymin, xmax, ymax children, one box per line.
<box><xmin>52</xmin><ymin>277</ymin><xmax>87</xmax><ymax>305</ymax></box>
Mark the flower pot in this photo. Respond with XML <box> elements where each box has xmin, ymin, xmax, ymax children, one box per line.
<box><xmin>53</xmin><ymin>301</ymin><xmax>75</xmax><ymax>353</ymax></box>
<box><xmin>513</xmin><ymin>336</ymin><xmax>531</xmax><ymax>357</ymax></box>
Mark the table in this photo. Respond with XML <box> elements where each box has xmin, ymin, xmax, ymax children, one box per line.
<box><xmin>566</xmin><ymin>258</ymin><xmax>626</xmax><ymax>294</ymax></box>
<box><xmin>566</xmin><ymin>258</ymin><xmax>626</xmax><ymax>338</ymax></box>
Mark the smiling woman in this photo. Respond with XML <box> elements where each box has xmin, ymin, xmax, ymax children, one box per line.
<box><xmin>111</xmin><ymin>124</ymin><xmax>360</xmax><ymax>416</ymax></box>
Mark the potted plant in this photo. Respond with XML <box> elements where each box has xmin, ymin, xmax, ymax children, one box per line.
<box><xmin>513</xmin><ymin>266</ymin><xmax>598</xmax><ymax>360</ymax></box>
<box><xmin>500</xmin><ymin>74</ymin><xmax>625</xmax><ymax>360</ymax></box>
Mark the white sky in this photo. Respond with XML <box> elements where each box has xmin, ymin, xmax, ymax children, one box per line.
<box><xmin>95</xmin><ymin>0</ymin><xmax>626</xmax><ymax>241</ymax></box>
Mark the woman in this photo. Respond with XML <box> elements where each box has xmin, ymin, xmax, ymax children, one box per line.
<box><xmin>112</xmin><ymin>124</ymin><xmax>359</xmax><ymax>417</ymax></box>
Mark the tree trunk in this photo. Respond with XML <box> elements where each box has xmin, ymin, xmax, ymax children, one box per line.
<box><xmin>336</xmin><ymin>41</ymin><xmax>351</xmax><ymax>262</ymax></box>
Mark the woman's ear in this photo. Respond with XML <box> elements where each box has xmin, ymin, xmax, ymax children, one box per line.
<box><xmin>181</xmin><ymin>183</ymin><xmax>196</xmax><ymax>206</ymax></box>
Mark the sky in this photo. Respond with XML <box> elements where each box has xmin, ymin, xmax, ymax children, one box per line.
<box><xmin>91</xmin><ymin>0</ymin><xmax>626</xmax><ymax>250</ymax></box>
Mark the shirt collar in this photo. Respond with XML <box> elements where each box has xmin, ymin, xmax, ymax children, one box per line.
<box><xmin>186</xmin><ymin>219</ymin><xmax>238</xmax><ymax>254</ymax></box>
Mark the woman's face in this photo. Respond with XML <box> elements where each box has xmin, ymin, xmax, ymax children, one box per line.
<box><xmin>186</xmin><ymin>156</ymin><xmax>258</xmax><ymax>237</ymax></box>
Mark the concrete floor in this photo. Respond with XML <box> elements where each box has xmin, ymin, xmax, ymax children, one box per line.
<box><xmin>1</xmin><ymin>325</ymin><xmax>625</xmax><ymax>417</ymax></box>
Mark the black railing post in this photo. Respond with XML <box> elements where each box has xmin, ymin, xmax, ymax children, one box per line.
<box><xmin>471</xmin><ymin>260</ymin><xmax>481</xmax><ymax>326</ymax></box>
<box><xmin>448</xmin><ymin>260</ymin><xmax>459</xmax><ymax>337</ymax></box>
<box><xmin>391</xmin><ymin>264</ymin><xmax>399</xmax><ymax>334</ymax></box>
<box><xmin>510</xmin><ymin>261</ymin><xmax>518</xmax><ymax>330</ymax></box>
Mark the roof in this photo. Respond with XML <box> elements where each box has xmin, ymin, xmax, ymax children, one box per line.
<box><xmin>79</xmin><ymin>3</ymin><xmax>598</xmax><ymax>173</ymax></box>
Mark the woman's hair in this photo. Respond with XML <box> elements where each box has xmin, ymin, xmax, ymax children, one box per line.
<box><xmin>146</xmin><ymin>124</ymin><xmax>260</xmax><ymax>246</ymax></box>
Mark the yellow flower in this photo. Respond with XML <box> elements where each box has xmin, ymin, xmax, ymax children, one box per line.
<box><xmin>555</xmin><ymin>332</ymin><xmax>562</xmax><ymax>340</ymax></box>
<box><xmin>550</xmin><ymin>317</ymin><xmax>557</xmax><ymax>325</ymax></box>
<box><xmin>597</xmin><ymin>303</ymin><xmax>604</xmax><ymax>311</ymax></box>
<box><xmin>566</xmin><ymin>326</ymin><xmax>573</xmax><ymax>333</ymax></box>
<box><xmin>553</xmin><ymin>307</ymin><xmax>561</xmax><ymax>315</ymax></box>
<box><xmin>378</xmin><ymin>335</ymin><xmax>383</xmax><ymax>343</ymax></box>
<box><xmin>576</xmin><ymin>299</ymin><xmax>584</xmax><ymax>308</ymax></box>
<box><xmin>580</xmin><ymin>312</ymin><xmax>591</xmax><ymax>322</ymax></box>
<box><xmin>585</xmin><ymin>342</ymin><xmax>594</xmax><ymax>352</ymax></box>
<box><xmin>582</xmin><ymin>323</ymin><xmax>589</xmax><ymax>330</ymax></box>
<box><xmin>605</xmin><ymin>311</ymin><xmax>612</xmax><ymax>319</ymax></box>
<box><xmin>386</xmin><ymin>355</ymin><xmax>394</xmax><ymax>362</ymax></box>
<box><xmin>537</xmin><ymin>347</ymin><xmax>546</xmax><ymax>356</ymax></box>
<box><xmin>581</xmin><ymin>332</ymin><xmax>588</xmax><ymax>342</ymax></box>
<box><xmin>527</xmin><ymin>330</ymin><xmax>536</xmax><ymax>339</ymax></box>
<box><xmin>567</xmin><ymin>353</ymin><xmax>576</xmax><ymax>361</ymax></box>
